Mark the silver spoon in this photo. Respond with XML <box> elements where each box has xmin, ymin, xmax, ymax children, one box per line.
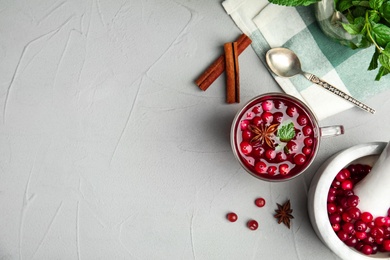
<box><xmin>266</xmin><ymin>47</ymin><xmax>375</xmax><ymax>114</ymax></box>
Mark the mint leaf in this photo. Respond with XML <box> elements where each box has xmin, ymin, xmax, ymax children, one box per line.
<box><xmin>277</xmin><ymin>122</ymin><xmax>296</xmax><ymax>142</ymax></box>
<box><xmin>379</xmin><ymin>50</ymin><xmax>390</xmax><ymax>70</ymax></box>
<box><xmin>368</xmin><ymin>48</ymin><xmax>380</xmax><ymax>70</ymax></box>
<box><xmin>352</xmin><ymin>0</ymin><xmax>370</xmax><ymax>7</ymax></box>
<box><xmin>370</xmin><ymin>0</ymin><xmax>384</xmax><ymax>9</ymax></box>
<box><xmin>268</xmin><ymin>0</ymin><xmax>320</xmax><ymax>6</ymax></box>
<box><xmin>380</xmin><ymin>1</ymin><xmax>390</xmax><ymax>23</ymax></box>
<box><xmin>372</xmin><ymin>23</ymin><xmax>390</xmax><ymax>47</ymax></box>
<box><xmin>338</xmin><ymin>0</ymin><xmax>353</xmax><ymax>12</ymax></box>
<box><xmin>375</xmin><ymin>66</ymin><xmax>390</xmax><ymax>80</ymax></box>
<box><xmin>342</xmin><ymin>17</ymin><xmax>365</xmax><ymax>34</ymax></box>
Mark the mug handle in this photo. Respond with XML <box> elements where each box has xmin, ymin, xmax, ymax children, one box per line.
<box><xmin>320</xmin><ymin>125</ymin><xmax>345</xmax><ymax>137</ymax></box>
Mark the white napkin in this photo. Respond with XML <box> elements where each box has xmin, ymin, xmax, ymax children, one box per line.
<box><xmin>222</xmin><ymin>0</ymin><xmax>388</xmax><ymax>120</ymax></box>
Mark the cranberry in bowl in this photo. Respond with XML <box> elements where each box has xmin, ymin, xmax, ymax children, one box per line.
<box><xmin>231</xmin><ymin>93</ymin><xmax>344</xmax><ymax>182</ymax></box>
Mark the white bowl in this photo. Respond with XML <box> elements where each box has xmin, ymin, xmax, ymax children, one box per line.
<box><xmin>308</xmin><ymin>142</ymin><xmax>390</xmax><ymax>260</ymax></box>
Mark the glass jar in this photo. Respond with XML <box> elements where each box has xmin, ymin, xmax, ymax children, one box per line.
<box><xmin>314</xmin><ymin>0</ymin><xmax>369</xmax><ymax>48</ymax></box>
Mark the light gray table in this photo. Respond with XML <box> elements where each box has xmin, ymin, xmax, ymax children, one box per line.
<box><xmin>1</xmin><ymin>1</ymin><xmax>389</xmax><ymax>259</ymax></box>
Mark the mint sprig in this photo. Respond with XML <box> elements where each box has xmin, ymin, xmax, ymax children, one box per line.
<box><xmin>277</xmin><ymin>122</ymin><xmax>296</xmax><ymax>142</ymax></box>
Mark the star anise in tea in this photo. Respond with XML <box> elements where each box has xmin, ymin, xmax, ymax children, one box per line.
<box><xmin>274</xmin><ymin>200</ymin><xmax>294</xmax><ymax>229</ymax></box>
<box><xmin>248</xmin><ymin>123</ymin><xmax>279</xmax><ymax>148</ymax></box>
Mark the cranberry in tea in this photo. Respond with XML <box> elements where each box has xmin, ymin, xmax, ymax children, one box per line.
<box><xmin>233</xmin><ymin>95</ymin><xmax>318</xmax><ymax>180</ymax></box>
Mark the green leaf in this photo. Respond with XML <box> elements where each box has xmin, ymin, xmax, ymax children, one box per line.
<box><xmin>268</xmin><ymin>0</ymin><xmax>320</xmax><ymax>6</ymax></box>
<box><xmin>375</xmin><ymin>66</ymin><xmax>390</xmax><ymax>80</ymax></box>
<box><xmin>369</xmin><ymin>0</ymin><xmax>384</xmax><ymax>9</ymax></box>
<box><xmin>277</xmin><ymin>122</ymin><xmax>295</xmax><ymax>142</ymax></box>
<box><xmin>342</xmin><ymin>17</ymin><xmax>365</xmax><ymax>34</ymax></box>
<box><xmin>371</xmin><ymin>22</ymin><xmax>390</xmax><ymax>47</ymax></box>
<box><xmin>352</xmin><ymin>6</ymin><xmax>367</xmax><ymax>17</ymax></box>
<box><xmin>378</xmin><ymin>49</ymin><xmax>390</xmax><ymax>70</ymax></box>
<box><xmin>352</xmin><ymin>0</ymin><xmax>370</xmax><ymax>7</ymax></box>
<box><xmin>380</xmin><ymin>1</ymin><xmax>390</xmax><ymax>23</ymax></box>
<box><xmin>368</xmin><ymin>48</ymin><xmax>380</xmax><ymax>70</ymax></box>
<box><xmin>368</xmin><ymin>10</ymin><xmax>381</xmax><ymax>22</ymax></box>
<box><xmin>338</xmin><ymin>0</ymin><xmax>353</xmax><ymax>11</ymax></box>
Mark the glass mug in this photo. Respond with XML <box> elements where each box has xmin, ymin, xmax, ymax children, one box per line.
<box><xmin>231</xmin><ymin>93</ymin><xmax>344</xmax><ymax>182</ymax></box>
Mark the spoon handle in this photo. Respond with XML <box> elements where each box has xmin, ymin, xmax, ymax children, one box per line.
<box><xmin>303</xmin><ymin>72</ymin><xmax>375</xmax><ymax>114</ymax></box>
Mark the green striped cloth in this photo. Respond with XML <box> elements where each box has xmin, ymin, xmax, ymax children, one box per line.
<box><xmin>222</xmin><ymin>0</ymin><xmax>389</xmax><ymax>120</ymax></box>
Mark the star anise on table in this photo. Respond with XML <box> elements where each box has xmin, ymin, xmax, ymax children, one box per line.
<box><xmin>248</xmin><ymin>123</ymin><xmax>279</xmax><ymax>148</ymax></box>
<box><xmin>274</xmin><ymin>200</ymin><xmax>294</xmax><ymax>229</ymax></box>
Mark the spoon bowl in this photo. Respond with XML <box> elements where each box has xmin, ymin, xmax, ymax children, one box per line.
<box><xmin>266</xmin><ymin>47</ymin><xmax>302</xmax><ymax>78</ymax></box>
<box><xmin>265</xmin><ymin>47</ymin><xmax>375</xmax><ymax>114</ymax></box>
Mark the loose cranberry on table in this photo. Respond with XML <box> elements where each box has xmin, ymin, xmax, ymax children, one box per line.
<box><xmin>247</xmin><ymin>219</ymin><xmax>258</xmax><ymax>230</ymax></box>
<box><xmin>255</xmin><ymin>198</ymin><xmax>266</xmax><ymax>207</ymax></box>
<box><xmin>326</xmin><ymin>164</ymin><xmax>390</xmax><ymax>255</ymax></box>
<box><xmin>226</xmin><ymin>212</ymin><xmax>238</xmax><ymax>222</ymax></box>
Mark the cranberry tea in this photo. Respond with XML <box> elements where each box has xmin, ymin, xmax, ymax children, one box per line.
<box><xmin>231</xmin><ymin>93</ymin><xmax>320</xmax><ymax>181</ymax></box>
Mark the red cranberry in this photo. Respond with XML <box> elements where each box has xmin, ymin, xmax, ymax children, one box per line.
<box><xmin>383</xmin><ymin>240</ymin><xmax>390</xmax><ymax>251</ymax></box>
<box><xmin>293</xmin><ymin>154</ymin><xmax>306</xmax><ymax>166</ymax></box>
<box><xmin>329</xmin><ymin>213</ymin><xmax>341</xmax><ymax>224</ymax></box>
<box><xmin>247</xmin><ymin>220</ymin><xmax>258</xmax><ymax>230</ymax></box>
<box><xmin>327</xmin><ymin>192</ymin><xmax>336</xmax><ymax>203</ymax></box>
<box><xmin>297</xmin><ymin>115</ymin><xmax>308</xmax><ymax>126</ymax></box>
<box><xmin>273</xmin><ymin>112</ymin><xmax>283</xmax><ymax>124</ymax></box>
<box><xmin>252</xmin><ymin>147</ymin><xmax>265</xmax><ymax>157</ymax></box>
<box><xmin>347</xmin><ymin>207</ymin><xmax>361</xmax><ymax>220</ymax></box>
<box><xmin>361</xmin><ymin>212</ymin><xmax>373</xmax><ymax>223</ymax></box>
<box><xmin>276</xmin><ymin>152</ymin><xmax>287</xmax><ymax>162</ymax></box>
<box><xmin>255</xmin><ymin>161</ymin><xmax>267</xmax><ymax>174</ymax></box>
<box><xmin>252</xmin><ymin>105</ymin><xmax>261</xmax><ymax>114</ymax></box>
<box><xmin>267</xmin><ymin>166</ymin><xmax>277</xmax><ymax>176</ymax></box>
<box><xmin>261</xmin><ymin>112</ymin><xmax>273</xmax><ymax>124</ymax></box>
<box><xmin>348</xmin><ymin>195</ymin><xmax>359</xmax><ymax>207</ymax></box>
<box><xmin>262</xmin><ymin>100</ymin><xmax>273</xmax><ymax>111</ymax></box>
<box><xmin>240</xmin><ymin>141</ymin><xmax>252</xmax><ymax>155</ymax></box>
<box><xmin>336</xmin><ymin>169</ymin><xmax>350</xmax><ymax>182</ymax></box>
<box><xmin>361</xmin><ymin>244</ymin><xmax>373</xmax><ymax>255</ymax></box>
<box><xmin>355</xmin><ymin>231</ymin><xmax>367</xmax><ymax>240</ymax></box>
<box><xmin>265</xmin><ymin>149</ymin><xmax>276</xmax><ymax>160</ymax></box>
<box><xmin>364</xmin><ymin>235</ymin><xmax>375</xmax><ymax>245</ymax></box>
<box><xmin>337</xmin><ymin>230</ymin><xmax>348</xmax><ymax>241</ymax></box>
<box><xmin>371</xmin><ymin>227</ymin><xmax>385</xmax><ymax>239</ymax></box>
<box><xmin>304</xmin><ymin>137</ymin><xmax>313</xmax><ymax>147</ymax></box>
<box><xmin>385</xmin><ymin>217</ymin><xmax>390</xmax><ymax>227</ymax></box>
<box><xmin>279</xmin><ymin>164</ymin><xmax>289</xmax><ymax>175</ymax></box>
<box><xmin>255</xmin><ymin>198</ymin><xmax>266</xmax><ymax>207</ymax></box>
<box><xmin>252</xmin><ymin>116</ymin><xmax>263</xmax><ymax>126</ymax></box>
<box><xmin>374</xmin><ymin>216</ymin><xmax>387</xmax><ymax>227</ymax></box>
<box><xmin>302</xmin><ymin>125</ymin><xmax>313</xmax><ymax>136</ymax></box>
<box><xmin>286</xmin><ymin>106</ymin><xmax>297</xmax><ymax>117</ymax></box>
<box><xmin>341</xmin><ymin>180</ymin><xmax>353</xmax><ymax>190</ymax></box>
<box><xmin>342</xmin><ymin>212</ymin><xmax>353</xmax><ymax>223</ymax></box>
<box><xmin>302</xmin><ymin>147</ymin><xmax>312</xmax><ymax>155</ymax></box>
<box><xmin>354</xmin><ymin>220</ymin><xmax>368</xmax><ymax>232</ymax></box>
<box><xmin>240</xmin><ymin>120</ymin><xmax>250</xmax><ymax>130</ymax></box>
<box><xmin>226</xmin><ymin>212</ymin><xmax>238</xmax><ymax>222</ymax></box>
<box><xmin>345</xmin><ymin>237</ymin><xmax>358</xmax><ymax>247</ymax></box>
<box><xmin>342</xmin><ymin>222</ymin><xmax>355</xmax><ymax>234</ymax></box>
<box><xmin>368</xmin><ymin>221</ymin><xmax>376</xmax><ymax>229</ymax></box>
<box><xmin>327</xmin><ymin>203</ymin><xmax>337</xmax><ymax>214</ymax></box>
<box><xmin>332</xmin><ymin>223</ymin><xmax>341</xmax><ymax>232</ymax></box>
<box><xmin>285</xmin><ymin>141</ymin><xmax>297</xmax><ymax>154</ymax></box>
<box><xmin>242</xmin><ymin>130</ymin><xmax>253</xmax><ymax>141</ymax></box>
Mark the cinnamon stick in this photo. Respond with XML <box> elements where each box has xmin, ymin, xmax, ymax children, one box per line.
<box><xmin>224</xmin><ymin>42</ymin><xmax>239</xmax><ymax>103</ymax></box>
<box><xmin>195</xmin><ymin>34</ymin><xmax>251</xmax><ymax>91</ymax></box>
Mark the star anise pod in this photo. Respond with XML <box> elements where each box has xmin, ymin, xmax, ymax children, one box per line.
<box><xmin>274</xmin><ymin>200</ymin><xmax>294</xmax><ymax>229</ymax></box>
<box><xmin>248</xmin><ymin>123</ymin><xmax>279</xmax><ymax>148</ymax></box>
